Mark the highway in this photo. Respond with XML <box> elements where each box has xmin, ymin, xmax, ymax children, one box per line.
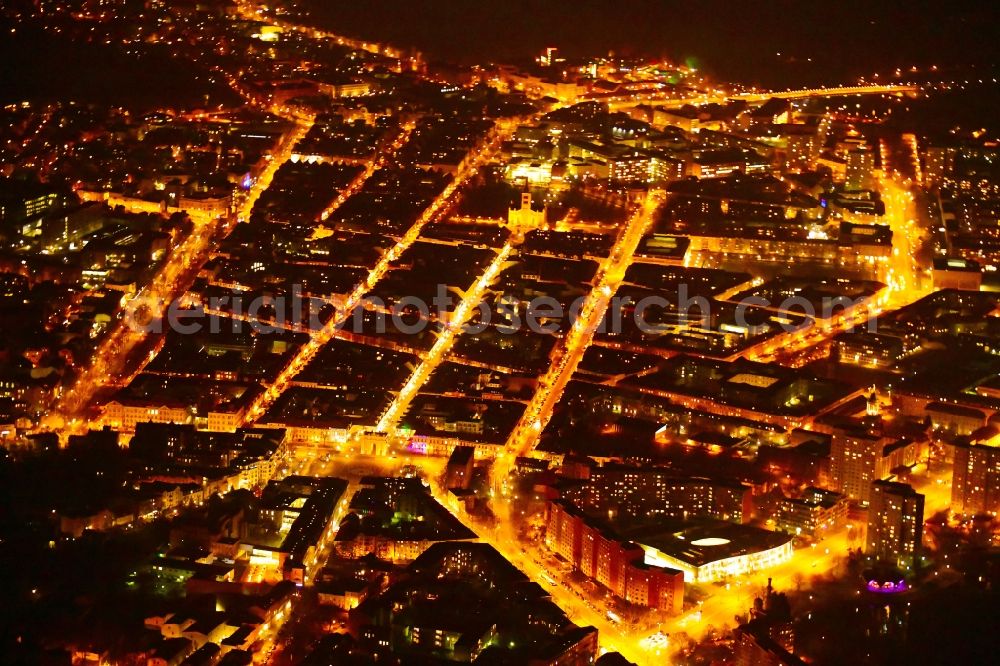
<box><xmin>738</xmin><ymin>84</ymin><xmax>920</xmax><ymax>101</ymax></box>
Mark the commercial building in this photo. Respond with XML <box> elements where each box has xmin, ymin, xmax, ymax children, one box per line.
<box><xmin>866</xmin><ymin>480</ymin><xmax>924</xmax><ymax>569</ymax></box>
<box><xmin>931</xmin><ymin>257</ymin><xmax>982</xmax><ymax>291</ymax></box>
<box><xmin>638</xmin><ymin>521</ymin><xmax>794</xmax><ymax>583</ymax></box>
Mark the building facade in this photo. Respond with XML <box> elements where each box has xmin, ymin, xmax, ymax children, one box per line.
<box><xmin>951</xmin><ymin>437</ymin><xmax>1000</xmax><ymax>516</ymax></box>
<box><xmin>546</xmin><ymin>501</ymin><xmax>684</xmax><ymax>614</ymax></box>
<box><xmin>866</xmin><ymin>480</ymin><xmax>924</xmax><ymax>569</ymax></box>
<box><xmin>559</xmin><ymin>465</ymin><xmax>752</xmax><ymax>523</ymax></box>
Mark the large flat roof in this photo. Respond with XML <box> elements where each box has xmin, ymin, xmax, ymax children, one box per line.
<box><xmin>624</xmin><ymin>520</ymin><xmax>792</xmax><ymax>568</ymax></box>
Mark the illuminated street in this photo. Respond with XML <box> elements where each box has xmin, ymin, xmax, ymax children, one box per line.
<box><xmin>499</xmin><ymin>191</ymin><xmax>664</xmax><ymax>475</ymax></box>
<box><xmin>4</xmin><ymin>3</ymin><xmax>999</xmax><ymax>665</ymax></box>
<box><xmin>242</xmin><ymin>117</ymin><xmax>520</xmax><ymax>425</ymax></box>
<box><xmin>377</xmin><ymin>241</ymin><xmax>516</xmax><ymax>433</ymax></box>
<box><xmin>45</xmin><ymin>118</ymin><xmax>313</xmax><ymax>436</ymax></box>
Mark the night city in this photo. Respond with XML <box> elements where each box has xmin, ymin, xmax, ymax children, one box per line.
<box><xmin>0</xmin><ymin>2</ymin><xmax>999</xmax><ymax>665</ymax></box>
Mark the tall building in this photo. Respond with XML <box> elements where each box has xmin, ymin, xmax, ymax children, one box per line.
<box><xmin>951</xmin><ymin>437</ymin><xmax>1000</xmax><ymax>516</ymax></box>
<box><xmin>924</xmin><ymin>144</ymin><xmax>957</xmax><ymax>186</ymax></box>
<box><xmin>866</xmin><ymin>480</ymin><xmax>924</xmax><ymax>569</ymax></box>
<box><xmin>609</xmin><ymin>149</ymin><xmax>653</xmax><ymax>184</ymax></box>
<box><xmin>813</xmin><ymin>114</ymin><xmax>832</xmax><ymax>163</ymax></box>
<box><xmin>830</xmin><ymin>430</ymin><xmax>884</xmax><ymax>504</ymax></box>
<box><xmin>830</xmin><ymin>428</ymin><xmax>925</xmax><ymax>505</ymax></box>
<box><xmin>648</xmin><ymin>153</ymin><xmax>686</xmax><ymax>184</ymax></box>
<box><xmin>539</xmin><ymin>46</ymin><xmax>559</xmax><ymax>67</ymax></box>
<box><xmin>444</xmin><ymin>445</ymin><xmax>475</xmax><ymax>490</ymax></box>
<box><xmin>783</xmin><ymin>125</ymin><xmax>818</xmax><ymax>172</ymax></box>
<box><xmin>844</xmin><ymin>139</ymin><xmax>874</xmax><ymax>190</ymax></box>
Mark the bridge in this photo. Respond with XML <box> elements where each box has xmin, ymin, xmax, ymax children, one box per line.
<box><xmin>606</xmin><ymin>83</ymin><xmax>919</xmax><ymax>110</ymax></box>
<box><xmin>734</xmin><ymin>84</ymin><xmax>919</xmax><ymax>102</ymax></box>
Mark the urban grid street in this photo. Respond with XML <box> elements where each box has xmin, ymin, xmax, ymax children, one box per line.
<box><xmin>1</xmin><ymin>2</ymin><xmax>999</xmax><ymax>666</ymax></box>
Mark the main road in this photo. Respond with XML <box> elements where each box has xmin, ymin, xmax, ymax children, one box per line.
<box><xmin>495</xmin><ymin>190</ymin><xmax>664</xmax><ymax>483</ymax></box>
<box><xmin>43</xmin><ymin>117</ymin><xmax>312</xmax><ymax>437</ymax></box>
<box><xmin>241</xmin><ymin>119</ymin><xmax>520</xmax><ymax>425</ymax></box>
<box><xmin>235</xmin><ymin>0</ymin><xmax>415</xmax><ymax>63</ymax></box>
<box><xmin>376</xmin><ymin>241</ymin><xmax>517</xmax><ymax>433</ymax></box>
<box><xmin>748</xmin><ymin>170</ymin><xmax>930</xmax><ymax>365</ymax></box>
<box><xmin>420</xmin><ymin>469</ymin><xmax>656</xmax><ymax>665</ymax></box>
